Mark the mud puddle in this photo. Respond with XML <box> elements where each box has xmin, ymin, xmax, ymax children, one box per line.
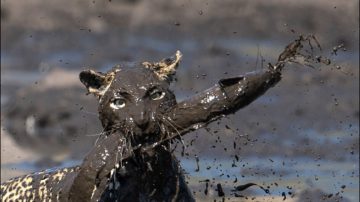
<box><xmin>180</xmin><ymin>157</ymin><xmax>359</xmax><ymax>201</ymax></box>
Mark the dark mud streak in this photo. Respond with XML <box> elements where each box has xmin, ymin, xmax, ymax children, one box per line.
<box><xmin>195</xmin><ymin>155</ymin><xmax>200</xmax><ymax>172</ymax></box>
<box><xmin>216</xmin><ymin>183</ymin><xmax>225</xmax><ymax>197</ymax></box>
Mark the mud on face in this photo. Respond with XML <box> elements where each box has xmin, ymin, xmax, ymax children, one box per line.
<box><xmin>99</xmin><ymin>67</ymin><xmax>177</xmax><ymax>144</ymax></box>
<box><xmin>79</xmin><ymin>52</ymin><xmax>182</xmax><ymax>146</ymax></box>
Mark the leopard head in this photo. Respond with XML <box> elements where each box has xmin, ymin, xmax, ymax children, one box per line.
<box><xmin>79</xmin><ymin>51</ymin><xmax>182</xmax><ymax>145</ymax></box>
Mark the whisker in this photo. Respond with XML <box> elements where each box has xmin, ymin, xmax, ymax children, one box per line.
<box><xmin>166</xmin><ymin>116</ymin><xmax>185</xmax><ymax>130</ymax></box>
<box><xmin>156</xmin><ymin>122</ymin><xmax>167</xmax><ymax>139</ymax></box>
<box><xmin>93</xmin><ymin>128</ymin><xmax>113</xmax><ymax>145</ymax></box>
<box><xmin>161</xmin><ymin>122</ymin><xmax>173</xmax><ymax>151</ymax></box>
<box><xmin>80</xmin><ymin>110</ymin><xmax>98</xmax><ymax>116</ymax></box>
<box><xmin>161</xmin><ymin>117</ymin><xmax>187</xmax><ymax>150</ymax></box>
<box><xmin>161</xmin><ymin>117</ymin><xmax>181</xmax><ymax>137</ymax></box>
<box><xmin>128</xmin><ymin>130</ymin><xmax>137</xmax><ymax>156</ymax></box>
<box><xmin>164</xmin><ymin>117</ymin><xmax>190</xmax><ymax>153</ymax></box>
<box><xmin>85</xmin><ymin>131</ymin><xmax>106</xmax><ymax>137</ymax></box>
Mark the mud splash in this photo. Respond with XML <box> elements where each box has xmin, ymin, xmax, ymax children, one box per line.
<box><xmin>129</xmin><ymin>35</ymin><xmax>334</xmax><ymax>156</ymax></box>
<box><xmin>67</xmin><ymin>35</ymin><xmax>336</xmax><ymax>201</ymax></box>
<box><xmin>88</xmin><ymin>35</ymin><xmax>337</xmax><ymax>200</ymax></box>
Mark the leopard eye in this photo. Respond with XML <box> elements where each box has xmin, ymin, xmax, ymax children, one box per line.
<box><xmin>110</xmin><ymin>98</ymin><xmax>126</xmax><ymax>109</ymax></box>
<box><xmin>150</xmin><ymin>90</ymin><xmax>165</xmax><ymax>100</ymax></box>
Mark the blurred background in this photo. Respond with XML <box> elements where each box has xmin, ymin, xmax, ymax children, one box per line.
<box><xmin>1</xmin><ymin>0</ymin><xmax>359</xmax><ymax>201</ymax></box>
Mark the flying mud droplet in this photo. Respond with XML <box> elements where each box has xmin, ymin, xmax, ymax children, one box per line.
<box><xmin>195</xmin><ymin>155</ymin><xmax>200</xmax><ymax>172</ymax></box>
<box><xmin>232</xmin><ymin>182</ymin><xmax>270</xmax><ymax>196</ymax></box>
<box><xmin>331</xmin><ymin>44</ymin><xmax>345</xmax><ymax>55</ymax></box>
<box><xmin>268</xmin><ymin>34</ymin><xmax>334</xmax><ymax>71</ymax></box>
<box><xmin>199</xmin><ymin>179</ymin><xmax>210</xmax><ymax>195</ymax></box>
<box><xmin>234</xmin><ymin>183</ymin><xmax>257</xmax><ymax>191</ymax></box>
<box><xmin>205</xmin><ymin>181</ymin><xmax>209</xmax><ymax>195</ymax></box>
<box><xmin>216</xmin><ymin>183</ymin><xmax>225</xmax><ymax>197</ymax></box>
<box><xmin>315</xmin><ymin>56</ymin><xmax>331</xmax><ymax>65</ymax></box>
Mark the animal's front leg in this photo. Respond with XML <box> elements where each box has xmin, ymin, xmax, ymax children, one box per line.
<box><xmin>67</xmin><ymin>132</ymin><xmax>130</xmax><ymax>202</ymax></box>
<box><xmin>167</xmin><ymin>68</ymin><xmax>282</xmax><ymax>134</ymax></box>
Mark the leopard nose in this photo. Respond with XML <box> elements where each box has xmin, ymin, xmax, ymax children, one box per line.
<box><xmin>134</xmin><ymin>111</ymin><xmax>149</xmax><ymax>129</ymax></box>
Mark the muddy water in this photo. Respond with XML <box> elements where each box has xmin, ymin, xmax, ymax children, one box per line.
<box><xmin>180</xmin><ymin>157</ymin><xmax>358</xmax><ymax>201</ymax></box>
<box><xmin>1</xmin><ymin>0</ymin><xmax>359</xmax><ymax>201</ymax></box>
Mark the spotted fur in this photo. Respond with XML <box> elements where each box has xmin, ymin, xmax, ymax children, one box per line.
<box><xmin>1</xmin><ymin>167</ymin><xmax>80</xmax><ymax>201</ymax></box>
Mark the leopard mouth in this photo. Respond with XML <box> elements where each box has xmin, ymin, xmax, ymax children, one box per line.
<box><xmin>116</xmin><ymin>123</ymin><xmax>163</xmax><ymax>146</ymax></box>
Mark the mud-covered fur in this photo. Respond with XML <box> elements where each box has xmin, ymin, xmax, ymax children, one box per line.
<box><xmin>84</xmin><ymin>64</ymin><xmax>194</xmax><ymax>201</ymax></box>
<box><xmin>1</xmin><ymin>51</ymin><xmax>195</xmax><ymax>202</ymax></box>
<box><xmin>1</xmin><ymin>45</ymin><xmax>288</xmax><ymax>201</ymax></box>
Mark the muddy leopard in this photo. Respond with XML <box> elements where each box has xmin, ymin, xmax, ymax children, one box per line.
<box><xmin>0</xmin><ymin>42</ymin><xmax>306</xmax><ymax>201</ymax></box>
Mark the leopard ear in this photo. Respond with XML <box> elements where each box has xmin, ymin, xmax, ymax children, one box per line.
<box><xmin>142</xmin><ymin>50</ymin><xmax>182</xmax><ymax>82</ymax></box>
<box><xmin>79</xmin><ymin>69</ymin><xmax>115</xmax><ymax>98</ymax></box>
